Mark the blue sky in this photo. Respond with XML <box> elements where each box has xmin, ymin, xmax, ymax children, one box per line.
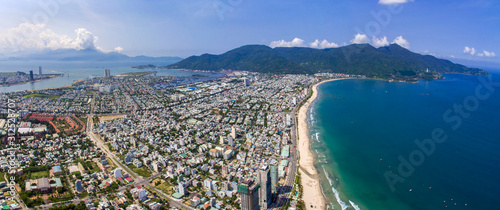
<box><xmin>0</xmin><ymin>0</ymin><xmax>498</xmax><ymax>64</ymax></box>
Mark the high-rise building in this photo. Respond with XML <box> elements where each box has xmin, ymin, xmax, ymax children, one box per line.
<box><xmin>39</xmin><ymin>66</ymin><xmax>42</xmax><ymax>75</ymax></box>
<box><xmin>220</xmin><ymin>136</ymin><xmax>225</xmax><ymax>145</ymax></box>
<box><xmin>231</xmin><ymin>126</ymin><xmax>237</xmax><ymax>139</ymax></box>
<box><xmin>221</xmin><ymin>165</ymin><xmax>228</xmax><ymax>177</ymax></box>
<box><xmin>29</xmin><ymin>70</ymin><xmax>34</xmax><ymax>81</ymax></box>
<box><xmin>210</xmin><ymin>197</ymin><xmax>216</xmax><ymax>207</ymax></box>
<box><xmin>228</xmin><ymin>135</ymin><xmax>234</xmax><ymax>147</ymax></box>
<box><xmin>178</xmin><ymin>180</ymin><xmax>185</xmax><ymax>196</ymax></box>
<box><xmin>238</xmin><ymin>179</ymin><xmax>260</xmax><ymax>210</ymax></box>
<box><xmin>258</xmin><ymin>167</ymin><xmax>272</xmax><ymax>209</ymax></box>
<box><xmin>244</xmin><ymin>78</ymin><xmax>250</xmax><ymax>86</ymax></box>
<box><xmin>270</xmin><ymin>164</ymin><xmax>278</xmax><ymax>196</ymax></box>
<box><xmin>104</xmin><ymin>69</ymin><xmax>111</xmax><ymax>78</ymax></box>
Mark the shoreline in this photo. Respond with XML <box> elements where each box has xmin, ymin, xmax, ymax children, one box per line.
<box><xmin>297</xmin><ymin>78</ymin><xmax>347</xmax><ymax>210</ymax></box>
<box><xmin>25</xmin><ymin>78</ymin><xmax>84</xmax><ymax>93</ymax></box>
<box><xmin>0</xmin><ymin>74</ymin><xmax>63</xmax><ymax>87</ymax></box>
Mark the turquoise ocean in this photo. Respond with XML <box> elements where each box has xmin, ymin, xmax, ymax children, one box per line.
<box><xmin>309</xmin><ymin>70</ymin><xmax>500</xmax><ymax>210</ymax></box>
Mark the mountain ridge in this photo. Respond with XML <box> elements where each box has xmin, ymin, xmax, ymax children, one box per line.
<box><xmin>167</xmin><ymin>44</ymin><xmax>489</xmax><ymax>80</ymax></box>
<box><xmin>3</xmin><ymin>48</ymin><xmax>183</xmax><ymax>63</ymax></box>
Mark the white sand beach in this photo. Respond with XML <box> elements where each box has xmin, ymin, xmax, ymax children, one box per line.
<box><xmin>298</xmin><ymin>78</ymin><xmax>345</xmax><ymax>210</ymax></box>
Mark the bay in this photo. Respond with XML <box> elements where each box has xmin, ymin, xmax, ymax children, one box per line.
<box><xmin>311</xmin><ymin>70</ymin><xmax>500</xmax><ymax>210</ymax></box>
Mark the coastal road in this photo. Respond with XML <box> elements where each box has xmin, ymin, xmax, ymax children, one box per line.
<box><xmin>270</xmin><ymin>107</ymin><xmax>299</xmax><ymax>209</ymax></box>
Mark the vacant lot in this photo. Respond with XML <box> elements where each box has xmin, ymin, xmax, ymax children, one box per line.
<box><xmin>30</xmin><ymin>171</ymin><xmax>49</xmax><ymax>179</ymax></box>
<box><xmin>128</xmin><ymin>165</ymin><xmax>151</xmax><ymax>177</ymax></box>
<box><xmin>99</xmin><ymin>115</ymin><xmax>126</xmax><ymax>123</ymax></box>
<box><xmin>24</xmin><ymin>93</ymin><xmax>60</xmax><ymax>99</ymax></box>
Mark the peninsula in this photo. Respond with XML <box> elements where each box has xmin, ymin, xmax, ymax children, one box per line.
<box><xmin>167</xmin><ymin>44</ymin><xmax>488</xmax><ymax>81</ymax></box>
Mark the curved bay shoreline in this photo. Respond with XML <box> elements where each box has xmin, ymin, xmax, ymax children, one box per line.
<box><xmin>298</xmin><ymin>78</ymin><xmax>350</xmax><ymax>210</ymax></box>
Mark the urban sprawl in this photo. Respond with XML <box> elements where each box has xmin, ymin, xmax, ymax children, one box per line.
<box><xmin>0</xmin><ymin>69</ymin><xmax>355</xmax><ymax>210</ymax></box>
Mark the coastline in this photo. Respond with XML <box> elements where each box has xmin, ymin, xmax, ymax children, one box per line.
<box><xmin>0</xmin><ymin>74</ymin><xmax>63</xmax><ymax>87</ymax></box>
<box><xmin>26</xmin><ymin>78</ymin><xmax>84</xmax><ymax>93</ymax></box>
<box><xmin>298</xmin><ymin>78</ymin><xmax>346</xmax><ymax>210</ymax></box>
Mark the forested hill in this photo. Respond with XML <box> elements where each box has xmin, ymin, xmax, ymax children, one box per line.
<box><xmin>167</xmin><ymin>44</ymin><xmax>488</xmax><ymax>79</ymax></box>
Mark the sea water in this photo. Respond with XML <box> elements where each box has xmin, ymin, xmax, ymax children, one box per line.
<box><xmin>310</xmin><ymin>70</ymin><xmax>500</xmax><ymax>209</ymax></box>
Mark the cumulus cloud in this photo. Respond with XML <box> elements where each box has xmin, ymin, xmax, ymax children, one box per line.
<box><xmin>463</xmin><ymin>46</ymin><xmax>495</xmax><ymax>57</ymax></box>
<box><xmin>482</xmin><ymin>50</ymin><xmax>496</xmax><ymax>57</ymax></box>
<box><xmin>73</xmin><ymin>28</ymin><xmax>98</xmax><ymax>50</ymax></box>
<box><xmin>463</xmin><ymin>46</ymin><xmax>476</xmax><ymax>55</ymax></box>
<box><xmin>269</xmin><ymin>38</ymin><xmax>305</xmax><ymax>48</ymax></box>
<box><xmin>310</xmin><ymin>39</ymin><xmax>339</xmax><ymax>49</ymax></box>
<box><xmin>350</xmin><ymin>34</ymin><xmax>369</xmax><ymax>44</ymax></box>
<box><xmin>392</xmin><ymin>36</ymin><xmax>410</xmax><ymax>49</ymax></box>
<box><xmin>379</xmin><ymin>0</ymin><xmax>414</xmax><ymax>5</ymax></box>
<box><xmin>372</xmin><ymin>36</ymin><xmax>390</xmax><ymax>48</ymax></box>
<box><xmin>0</xmin><ymin>23</ymin><xmax>122</xmax><ymax>54</ymax></box>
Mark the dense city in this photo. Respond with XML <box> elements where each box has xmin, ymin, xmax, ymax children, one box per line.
<box><xmin>0</xmin><ymin>69</ymin><xmax>351</xmax><ymax>210</ymax></box>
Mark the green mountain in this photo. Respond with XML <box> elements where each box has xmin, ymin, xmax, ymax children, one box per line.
<box><xmin>167</xmin><ymin>44</ymin><xmax>488</xmax><ymax>79</ymax></box>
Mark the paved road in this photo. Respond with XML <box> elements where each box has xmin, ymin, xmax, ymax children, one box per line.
<box><xmin>269</xmin><ymin>106</ymin><xmax>300</xmax><ymax>209</ymax></box>
<box><xmin>145</xmin><ymin>183</ymin><xmax>193</xmax><ymax>210</ymax></box>
<box><xmin>85</xmin><ymin>86</ymin><xmax>301</xmax><ymax>210</ymax></box>
<box><xmin>3</xmin><ymin>174</ymin><xmax>28</xmax><ymax>210</ymax></box>
<box><xmin>37</xmin><ymin>198</ymin><xmax>85</xmax><ymax>209</ymax></box>
<box><xmin>86</xmin><ymin>102</ymin><xmax>193</xmax><ymax>210</ymax></box>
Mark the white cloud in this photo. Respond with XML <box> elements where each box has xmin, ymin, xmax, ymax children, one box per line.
<box><xmin>372</xmin><ymin>36</ymin><xmax>389</xmax><ymax>48</ymax></box>
<box><xmin>392</xmin><ymin>36</ymin><xmax>410</xmax><ymax>49</ymax></box>
<box><xmin>483</xmin><ymin>50</ymin><xmax>496</xmax><ymax>57</ymax></box>
<box><xmin>269</xmin><ymin>38</ymin><xmax>305</xmax><ymax>48</ymax></box>
<box><xmin>379</xmin><ymin>0</ymin><xmax>414</xmax><ymax>5</ymax></box>
<box><xmin>114</xmin><ymin>47</ymin><xmax>124</xmax><ymax>53</ymax></box>
<box><xmin>0</xmin><ymin>23</ymin><xmax>121</xmax><ymax>54</ymax></box>
<box><xmin>350</xmin><ymin>34</ymin><xmax>369</xmax><ymax>44</ymax></box>
<box><xmin>310</xmin><ymin>39</ymin><xmax>339</xmax><ymax>49</ymax></box>
<box><xmin>463</xmin><ymin>47</ymin><xmax>495</xmax><ymax>57</ymax></box>
<box><xmin>73</xmin><ymin>28</ymin><xmax>98</xmax><ymax>50</ymax></box>
<box><xmin>463</xmin><ymin>46</ymin><xmax>476</xmax><ymax>55</ymax></box>
<box><xmin>421</xmin><ymin>50</ymin><xmax>437</xmax><ymax>57</ymax></box>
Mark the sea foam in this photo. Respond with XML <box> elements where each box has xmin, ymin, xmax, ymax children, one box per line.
<box><xmin>322</xmin><ymin>166</ymin><xmax>350</xmax><ymax>210</ymax></box>
<box><xmin>349</xmin><ymin>200</ymin><xmax>361</xmax><ymax>210</ymax></box>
